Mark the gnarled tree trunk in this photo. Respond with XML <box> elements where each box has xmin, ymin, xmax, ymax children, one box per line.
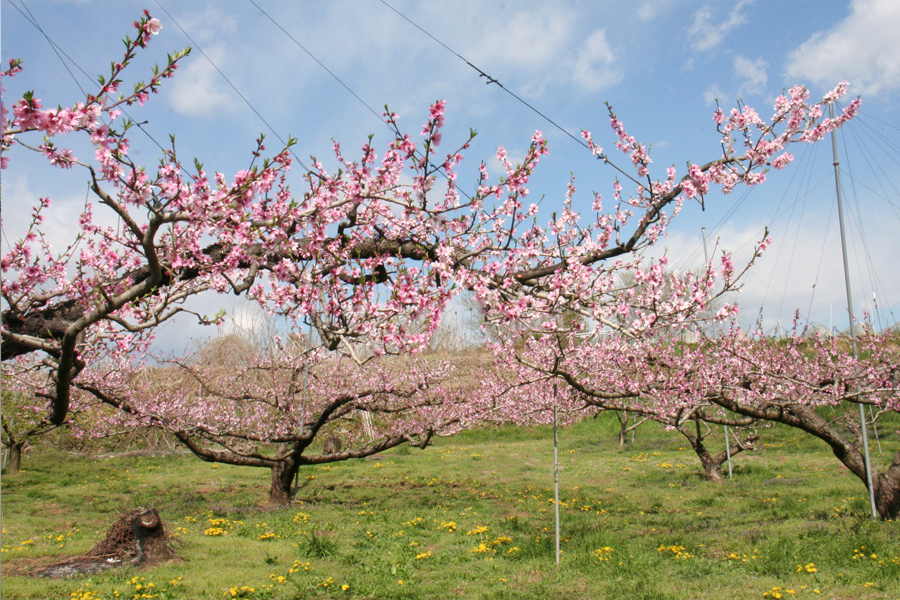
<box><xmin>269</xmin><ymin>460</ymin><xmax>300</xmax><ymax>505</ymax></box>
<box><xmin>872</xmin><ymin>452</ymin><xmax>900</xmax><ymax>520</ymax></box>
<box><xmin>676</xmin><ymin>419</ymin><xmax>758</xmax><ymax>484</ymax></box>
<box><xmin>677</xmin><ymin>422</ymin><xmax>726</xmax><ymax>483</ymax></box>
<box><xmin>5</xmin><ymin>441</ymin><xmax>23</xmax><ymax>474</ymax></box>
<box><xmin>766</xmin><ymin>405</ymin><xmax>899</xmax><ymax>519</ymax></box>
<box><xmin>714</xmin><ymin>394</ymin><xmax>900</xmax><ymax>520</ymax></box>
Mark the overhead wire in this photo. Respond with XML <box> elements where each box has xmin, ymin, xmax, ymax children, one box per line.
<box><xmin>838</xmin><ymin>113</ymin><xmax>897</xmax><ymax>331</ymax></box>
<box><xmin>686</xmin><ymin>108</ymin><xmax>899</xmax><ymax>336</ymax></box>
<box><xmin>250</xmin><ymin>0</ymin><xmax>787</xmax><ymax>244</ymax></box>
<box><xmin>802</xmin><ymin>196</ymin><xmax>835</xmax><ymax>327</ymax></box>
<box><xmin>673</xmin><ymin>137</ymin><xmax>840</xmax><ymax>333</ymax></box>
<box><xmin>849</xmin><ymin>107</ymin><xmax>900</xmax><ymax>156</ymax></box>
<box><xmin>770</xmin><ymin>140</ymin><xmax>824</xmax><ymax>325</ymax></box>
<box><xmin>154</xmin><ymin>0</ymin><xmax>316</xmax><ymax>175</ymax></box>
<box><xmin>7</xmin><ymin>0</ymin><xmax>208</xmax><ymax>184</ymax></box>
<box><xmin>247</xmin><ymin>0</ymin><xmax>386</xmax><ymax>127</ymax></box>
<box><xmin>243</xmin><ymin>0</ymin><xmax>475</xmax><ymax>202</ymax></box>
<box><xmin>6</xmin><ymin>0</ymin><xmax>172</xmax><ymax>249</ymax></box>
<box><xmin>841</xmin><ymin>126</ymin><xmax>875</xmax><ymax>325</ymax></box>
<box><xmin>662</xmin><ymin>105</ymin><xmax>829</xmax><ymax>275</ymax></box>
<box><xmin>665</xmin><ymin>104</ymin><xmax>898</xmax><ymax>334</ymax></box>
<box><xmin>375</xmin><ymin>0</ymin><xmax>594</xmax><ymax>155</ymax></box>
<box><xmin>10</xmin><ymin>2</ymin><xmax>898</xmax><ymax>332</ymax></box>
<box><xmin>837</xmin><ymin>103</ymin><xmax>900</xmax><ymax>216</ymax></box>
<box><xmin>6</xmin><ymin>1</ymin><xmax>259</xmax><ymax>341</ymax></box>
<box><xmin>836</xmin><ymin>107</ymin><xmax>899</xmax><ymax>319</ymax></box>
<box><xmin>10</xmin><ymin>0</ymin><xmax>88</xmax><ymax>96</ymax></box>
<box><xmin>787</xmin><ymin>107</ymin><xmax>900</xmax><ymax>333</ymax></box>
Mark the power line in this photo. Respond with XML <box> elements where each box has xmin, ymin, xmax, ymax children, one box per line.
<box><xmin>7</xmin><ymin>1</ymin><xmax>314</xmax><ymax>227</ymax></box>
<box><xmin>10</xmin><ymin>0</ymin><xmax>88</xmax><ymax>96</ymax></box>
<box><xmin>839</xmin><ymin>121</ymin><xmax>894</xmax><ymax>331</ymax></box>
<box><xmin>154</xmin><ymin>0</ymin><xmax>315</xmax><ymax>175</ymax></box>
<box><xmin>248</xmin><ymin>0</ymin><xmax>385</xmax><ymax>127</ymax></box>
<box><xmin>376</xmin><ymin>0</ymin><xmax>594</xmax><ymax>156</ymax></box>
<box><xmin>245</xmin><ymin>0</ymin><xmax>473</xmax><ymax>201</ymax></box>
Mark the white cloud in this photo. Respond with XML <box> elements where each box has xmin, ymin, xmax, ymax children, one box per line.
<box><xmin>656</xmin><ymin>211</ymin><xmax>900</xmax><ymax>335</ymax></box>
<box><xmin>703</xmin><ymin>83</ymin><xmax>727</xmax><ymax>106</ymax></box>
<box><xmin>572</xmin><ymin>29</ymin><xmax>622</xmax><ymax>92</ymax></box>
<box><xmin>168</xmin><ymin>45</ymin><xmax>237</xmax><ymax>117</ymax></box>
<box><xmin>687</xmin><ymin>1</ymin><xmax>749</xmax><ymax>53</ymax></box>
<box><xmin>636</xmin><ymin>0</ymin><xmax>679</xmax><ymax>22</ymax></box>
<box><xmin>734</xmin><ymin>55</ymin><xmax>768</xmax><ymax>96</ymax></box>
<box><xmin>637</xmin><ymin>2</ymin><xmax>661</xmax><ymax>21</ymax></box>
<box><xmin>785</xmin><ymin>0</ymin><xmax>900</xmax><ymax>97</ymax></box>
<box><xmin>169</xmin><ymin>5</ymin><xmax>238</xmax><ymax>45</ymax></box>
<box><xmin>470</xmin><ymin>9</ymin><xmax>574</xmax><ymax>69</ymax></box>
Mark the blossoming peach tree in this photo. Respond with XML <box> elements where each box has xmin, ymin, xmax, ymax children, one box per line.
<box><xmin>696</xmin><ymin>327</ymin><xmax>900</xmax><ymax>519</ymax></box>
<box><xmin>475</xmin><ymin>87</ymin><xmax>898</xmax><ymax>517</ymax></box>
<box><xmin>486</xmin><ymin>330</ymin><xmax>761</xmax><ymax>485</ymax></box>
<box><xmin>74</xmin><ymin>339</ymin><xmax>492</xmax><ymax>503</ymax></box>
<box><xmin>2</xmin><ymin>13</ymin><xmax>880</xmax><ymax>506</ymax></box>
<box><xmin>492</xmin><ymin>322</ymin><xmax>899</xmax><ymax>518</ymax></box>
<box><xmin>0</xmin><ymin>13</ymin><xmax>492</xmax><ymax>501</ymax></box>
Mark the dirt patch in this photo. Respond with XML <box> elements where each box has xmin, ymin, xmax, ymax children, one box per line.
<box><xmin>2</xmin><ymin>556</ymin><xmax>68</xmax><ymax>578</ymax></box>
<box><xmin>764</xmin><ymin>477</ymin><xmax>803</xmax><ymax>486</ymax></box>
<box><xmin>194</xmin><ymin>485</ymin><xmax>239</xmax><ymax>495</ymax></box>
<box><xmin>30</xmin><ymin>508</ymin><xmax>178</xmax><ymax>578</ymax></box>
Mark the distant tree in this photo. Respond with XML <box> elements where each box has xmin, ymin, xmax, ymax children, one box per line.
<box><xmin>69</xmin><ymin>334</ymin><xmax>487</xmax><ymax>503</ymax></box>
<box><xmin>498</xmin><ymin>320</ymin><xmax>900</xmax><ymax>518</ymax></box>
<box><xmin>1</xmin><ymin>370</ymin><xmax>69</xmax><ymax>473</ymax></box>
<box><xmin>612</xmin><ymin>411</ymin><xmax>647</xmax><ymax>448</ymax></box>
<box><xmin>487</xmin><ymin>331</ymin><xmax>760</xmax><ymax>484</ymax></box>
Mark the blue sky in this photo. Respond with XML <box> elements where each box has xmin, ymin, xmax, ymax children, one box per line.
<box><xmin>2</xmin><ymin>0</ymin><xmax>899</xmax><ymax>351</ymax></box>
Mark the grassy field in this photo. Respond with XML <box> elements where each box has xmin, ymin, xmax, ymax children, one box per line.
<box><xmin>2</xmin><ymin>414</ymin><xmax>899</xmax><ymax>600</ymax></box>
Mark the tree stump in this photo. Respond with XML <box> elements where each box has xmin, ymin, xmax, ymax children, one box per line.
<box><xmin>132</xmin><ymin>508</ymin><xmax>174</xmax><ymax>564</ymax></box>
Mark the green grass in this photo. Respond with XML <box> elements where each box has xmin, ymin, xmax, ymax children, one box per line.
<box><xmin>2</xmin><ymin>415</ymin><xmax>899</xmax><ymax>599</ymax></box>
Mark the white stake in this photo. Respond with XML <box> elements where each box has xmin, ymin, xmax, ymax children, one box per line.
<box><xmin>553</xmin><ymin>383</ymin><xmax>561</xmax><ymax>565</ymax></box>
<box><xmin>830</xmin><ymin>103</ymin><xmax>877</xmax><ymax>519</ymax></box>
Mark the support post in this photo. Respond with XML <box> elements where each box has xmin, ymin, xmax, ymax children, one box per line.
<box><xmin>553</xmin><ymin>383</ymin><xmax>560</xmax><ymax>566</ymax></box>
<box><xmin>703</xmin><ymin>227</ymin><xmax>732</xmax><ymax>479</ymax></box>
<box><xmin>830</xmin><ymin>103</ymin><xmax>877</xmax><ymax>520</ymax></box>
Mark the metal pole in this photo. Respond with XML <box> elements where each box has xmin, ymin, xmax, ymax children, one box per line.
<box><xmin>703</xmin><ymin>227</ymin><xmax>732</xmax><ymax>478</ymax></box>
<box><xmin>553</xmin><ymin>383</ymin><xmax>560</xmax><ymax>565</ymax></box>
<box><xmin>292</xmin><ymin>321</ymin><xmax>313</xmax><ymax>499</ymax></box>
<box><xmin>830</xmin><ymin>104</ymin><xmax>877</xmax><ymax>519</ymax></box>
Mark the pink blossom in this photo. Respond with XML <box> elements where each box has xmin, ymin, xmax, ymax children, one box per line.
<box><xmin>713</xmin><ymin>108</ymin><xmax>724</xmax><ymax>125</ymax></box>
<box><xmin>13</xmin><ymin>97</ymin><xmax>42</xmax><ymax>129</ymax></box>
<box><xmin>771</xmin><ymin>153</ymin><xmax>794</xmax><ymax>170</ymax></box>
